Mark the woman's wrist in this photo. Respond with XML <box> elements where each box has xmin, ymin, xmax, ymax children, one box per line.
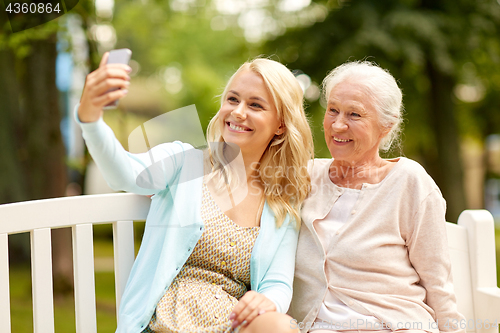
<box><xmin>78</xmin><ymin>113</ymin><xmax>100</xmax><ymax>123</ymax></box>
<box><xmin>77</xmin><ymin>103</ymin><xmax>102</xmax><ymax>123</ymax></box>
<box><xmin>74</xmin><ymin>103</ymin><xmax>101</xmax><ymax>127</ymax></box>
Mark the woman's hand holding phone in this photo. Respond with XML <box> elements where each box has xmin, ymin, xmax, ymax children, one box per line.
<box><xmin>78</xmin><ymin>50</ymin><xmax>132</xmax><ymax>123</ymax></box>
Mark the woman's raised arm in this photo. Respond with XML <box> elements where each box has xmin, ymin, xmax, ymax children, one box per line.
<box><xmin>76</xmin><ymin>53</ymin><xmax>194</xmax><ymax>196</ymax></box>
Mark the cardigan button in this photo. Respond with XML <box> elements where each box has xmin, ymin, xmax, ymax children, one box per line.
<box><xmin>351</xmin><ymin>210</ymin><xmax>356</xmax><ymax>215</ymax></box>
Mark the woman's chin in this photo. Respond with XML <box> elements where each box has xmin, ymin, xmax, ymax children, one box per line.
<box><xmin>328</xmin><ymin>149</ymin><xmax>353</xmax><ymax>160</ymax></box>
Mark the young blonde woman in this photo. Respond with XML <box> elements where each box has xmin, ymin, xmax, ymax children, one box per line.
<box><xmin>77</xmin><ymin>56</ymin><xmax>313</xmax><ymax>333</ymax></box>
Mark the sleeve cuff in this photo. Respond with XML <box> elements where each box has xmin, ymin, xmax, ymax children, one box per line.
<box><xmin>74</xmin><ymin>103</ymin><xmax>114</xmax><ymax>149</ymax></box>
<box><xmin>73</xmin><ymin>103</ymin><xmax>106</xmax><ymax>132</ymax></box>
<box><xmin>261</xmin><ymin>289</ymin><xmax>288</xmax><ymax>313</ymax></box>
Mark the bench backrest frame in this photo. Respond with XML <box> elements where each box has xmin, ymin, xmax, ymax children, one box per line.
<box><xmin>0</xmin><ymin>194</ymin><xmax>499</xmax><ymax>333</ymax></box>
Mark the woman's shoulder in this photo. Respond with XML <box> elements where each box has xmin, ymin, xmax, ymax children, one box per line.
<box><xmin>309</xmin><ymin>158</ymin><xmax>333</xmax><ymax>167</ymax></box>
<box><xmin>389</xmin><ymin>157</ymin><xmax>441</xmax><ymax>194</ymax></box>
<box><xmin>394</xmin><ymin>157</ymin><xmax>432</xmax><ymax>178</ymax></box>
<box><xmin>308</xmin><ymin>158</ymin><xmax>333</xmax><ymax>176</ymax></box>
<box><xmin>153</xmin><ymin>140</ymin><xmax>195</xmax><ymax>151</ymax></box>
<box><xmin>149</xmin><ymin>141</ymin><xmax>202</xmax><ymax>160</ymax></box>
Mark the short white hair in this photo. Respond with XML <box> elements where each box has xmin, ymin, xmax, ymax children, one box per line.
<box><xmin>322</xmin><ymin>61</ymin><xmax>403</xmax><ymax>152</ymax></box>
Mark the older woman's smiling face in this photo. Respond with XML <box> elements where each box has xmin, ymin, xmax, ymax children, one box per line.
<box><xmin>324</xmin><ymin>80</ymin><xmax>389</xmax><ymax>165</ymax></box>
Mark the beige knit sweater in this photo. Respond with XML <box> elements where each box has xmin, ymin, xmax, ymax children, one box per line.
<box><xmin>289</xmin><ymin>158</ymin><xmax>465</xmax><ymax>333</ymax></box>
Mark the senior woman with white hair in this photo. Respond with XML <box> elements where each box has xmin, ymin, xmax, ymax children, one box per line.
<box><xmin>289</xmin><ymin>61</ymin><xmax>465</xmax><ymax>333</ymax></box>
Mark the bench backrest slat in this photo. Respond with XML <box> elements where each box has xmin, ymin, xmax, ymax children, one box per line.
<box><xmin>0</xmin><ymin>233</ymin><xmax>11</xmax><ymax>333</ymax></box>
<box><xmin>31</xmin><ymin>228</ymin><xmax>55</xmax><ymax>333</ymax></box>
<box><xmin>72</xmin><ymin>224</ymin><xmax>97</xmax><ymax>333</ymax></box>
<box><xmin>458</xmin><ymin>210</ymin><xmax>500</xmax><ymax>333</ymax></box>
<box><xmin>112</xmin><ymin>220</ymin><xmax>135</xmax><ymax>318</ymax></box>
<box><xmin>446</xmin><ymin>222</ymin><xmax>475</xmax><ymax>332</ymax></box>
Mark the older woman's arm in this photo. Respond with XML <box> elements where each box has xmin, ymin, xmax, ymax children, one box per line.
<box><xmin>406</xmin><ymin>189</ymin><xmax>466</xmax><ymax>333</ymax></box>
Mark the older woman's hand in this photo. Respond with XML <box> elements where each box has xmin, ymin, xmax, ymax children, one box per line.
<box><xmin>78</xmin><ymin>52</ymin><xmax>131</xmax><ymax>123</ymax></box>
<box><xmin>229</xmin><ymin>290</ymin><xmax>276</xmax><ymax>329</ymax></box>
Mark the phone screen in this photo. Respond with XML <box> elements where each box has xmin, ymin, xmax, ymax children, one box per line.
<box><xmin>107</xmin><ymin>49</ymin><xmax>132</xmax><ymax>65</ymax></box>
<box><xmin>104</xmin><ymin>48</ymin><xmax>132</xmax><ymax>109</ymax></box>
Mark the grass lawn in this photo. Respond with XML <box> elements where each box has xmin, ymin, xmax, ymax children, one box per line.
<box><xmin>10</xmin><ymin>266</ymin><xmax>117</xmax><ymax>333</ymax></box>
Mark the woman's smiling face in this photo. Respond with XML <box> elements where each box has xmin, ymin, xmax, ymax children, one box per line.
<box><xmin>323</xmin><ymin>80</ymin><xmax>389</xmax><ymax>165</ymax></box>
<box><xmin>219</xmin><ymin>69</ymin><xmax>282</xmax><ymax>160</ymax></box>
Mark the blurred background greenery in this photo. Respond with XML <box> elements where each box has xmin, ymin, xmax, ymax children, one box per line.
<box><xmin>1</xmin><ymin>0</ymin><xmax>500</xmax><ymax>331</ymax></box>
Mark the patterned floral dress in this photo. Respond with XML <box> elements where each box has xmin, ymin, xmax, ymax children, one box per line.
<box><xmin>143</xmin><ymin>183</ymin><xmax>260</xmax><ymax>333</ymax></box>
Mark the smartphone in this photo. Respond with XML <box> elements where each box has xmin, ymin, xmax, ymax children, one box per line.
<box><xmin>103</xmin><ymin>48</ymin><xmax>132</xmax><ymax>109</ymax></box>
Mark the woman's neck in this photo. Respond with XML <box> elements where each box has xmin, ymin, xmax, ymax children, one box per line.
<box><xmin>240</xmin><ymin>147</ymin><xmax>266</xmax><ymax>183</ymax></box>
<box><xmin>329</xmin><ymin>155</ymin><xmax>394</xmax><ymax>189</ymax></box>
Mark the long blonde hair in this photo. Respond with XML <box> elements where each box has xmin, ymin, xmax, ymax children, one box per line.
<box><xmin>206</xmin><ymin>58</ymin><xmax>314</xmax><ymax>228</ymax></box>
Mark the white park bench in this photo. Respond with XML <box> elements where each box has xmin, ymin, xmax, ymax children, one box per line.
<box><xmin>0</xmin><ymin>193</ymin><xmax>499</xmax><ymax>333</ymax></box>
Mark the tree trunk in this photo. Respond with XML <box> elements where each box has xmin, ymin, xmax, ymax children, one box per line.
<box><xmin>0</xmin><ymin>47</ymin><xmax>26</xmax><ymax>204</ymax></box>
<box><xmin>0</xmin><ymin>33</ymin><xmax>74</xmax><ymax>293</ymax></box>
<box><xmin>0</xmin><ymin>44</ymin><xmax>32</xmax><ymax>265</ymax></box>
<box><xmin>20</xmin><ymin>36</ymin><xmax>68</xmax><ymax>201</ymax></box>
<box><xmin>426</xmin><ymin>60</ymin><xmax>467</xmax><ymax>222</ymax></box>
<box><xmin>21</xmin><ymin>35</ymin><xmax>73</xmax><ymax>294</ymax></box>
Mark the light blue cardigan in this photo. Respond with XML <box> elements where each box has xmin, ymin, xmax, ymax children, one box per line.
<box><xmin>76</xmin><ymin>108</ymin><xmax>299</xmax><ymax>333</ymax></box>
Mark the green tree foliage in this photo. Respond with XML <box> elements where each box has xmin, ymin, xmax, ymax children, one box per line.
<box><xmin>265</xmin><ymin>0</ymin><xmax>500</xmax><ymax>221</ymax></box>
<box><xmin>110</xmin><ymin>0</ymin><xmax>254</xmax><ymax>129</ymax></box>
<box><xmin>109</xmin><ymin>0</ymin><xmax>325</xmax><ymax>129</ymax></box>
